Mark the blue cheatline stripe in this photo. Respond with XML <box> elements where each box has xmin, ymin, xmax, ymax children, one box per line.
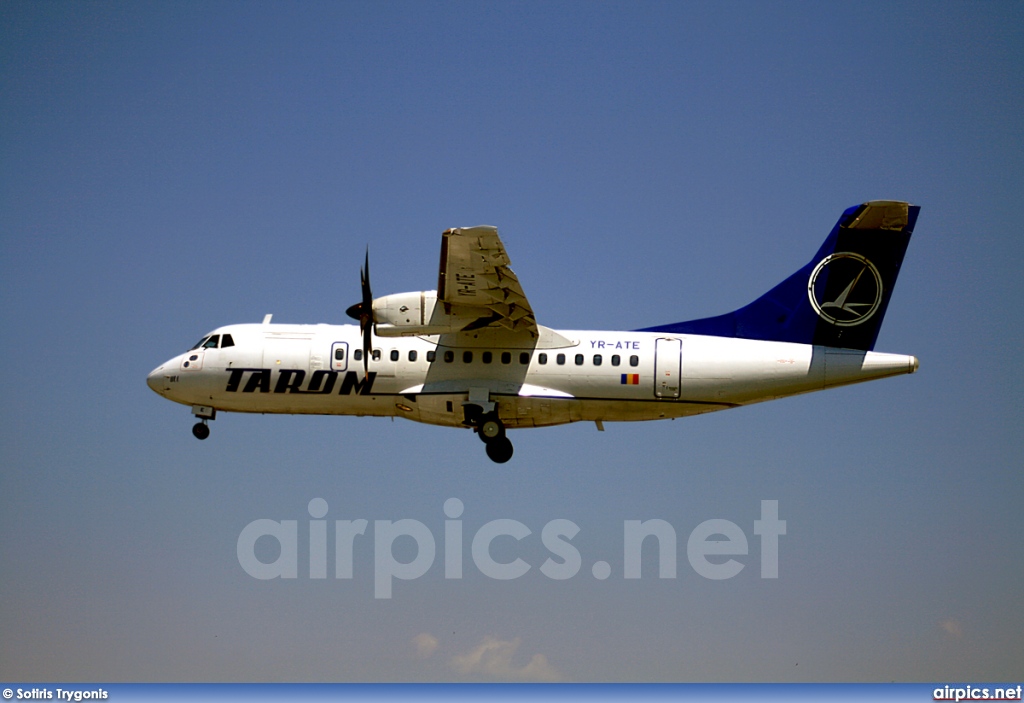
<box><xmin>1</xmin><ymin>683</ymin><xmax>1018</xmax><ymax>702</ymax></box>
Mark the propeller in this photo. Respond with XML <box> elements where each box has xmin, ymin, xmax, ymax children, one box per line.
<box><xmin>345</xmin><ymin>249</ymin><xmax>373</xmax><ymax>373</ymax></box>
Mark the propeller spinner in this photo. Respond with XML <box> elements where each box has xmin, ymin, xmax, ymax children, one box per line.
<box><xmin>344</xmin><ymin>249</ymin><xmax>374</xmax><ymax>372</ymax></box>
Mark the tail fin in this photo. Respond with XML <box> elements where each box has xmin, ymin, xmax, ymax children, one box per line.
<box><xmin>640</xmin><ymin>201</ymin><xmax>919</xmax><ymax>351</ymax></box>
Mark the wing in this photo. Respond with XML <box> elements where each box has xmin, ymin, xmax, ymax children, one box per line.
<box><xmin>437</xmin><ymin>226</ymin><xmax>539</xmax><ymax>342</ymax></box>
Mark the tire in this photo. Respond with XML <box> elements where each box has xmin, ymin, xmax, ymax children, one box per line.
<box><xmin>192</xmin><ymin>422</ymin><xmax>210</xmax><ymax>440</ymax></box>
<box><xmin>485</xmin><ymin>437</ymin><xmax>513</xmax><ymax>463</ymax></box>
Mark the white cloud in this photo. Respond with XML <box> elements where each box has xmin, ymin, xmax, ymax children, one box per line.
<box><xmin>412</xmin><ymin>632</ymin><xmax>439</xmax><ymax>658</ymax></box>
<box><xmin>450</xmin><ymin>636</ymin><xmax>563</xmax><ymax>682</ymax></box>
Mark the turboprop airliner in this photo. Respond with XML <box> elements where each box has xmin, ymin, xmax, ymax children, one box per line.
<box><xmin>147</xmin><ymin>200</ymin><xmax>920</xmax><ymax>463</ymax></box>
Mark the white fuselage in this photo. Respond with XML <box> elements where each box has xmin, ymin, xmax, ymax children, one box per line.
<box><xmin>146</xmin><ymin>322</ymin><xmax>918</xmax><ymax>430</ymax></box>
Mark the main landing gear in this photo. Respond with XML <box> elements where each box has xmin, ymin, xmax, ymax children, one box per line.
<box><xmin>479</xmin><ymin>414</ymin><xmax>513</xmax><ymax>463</ymax></box>
<box><xmin>191</xmin><ymin>405</ymin><xmax>216</xmax><ymax>440</ymax></box>
<box><xmin>464</xmin><ymin>403</ymin><xmax>513</xmax><ymax>463</ymax></box>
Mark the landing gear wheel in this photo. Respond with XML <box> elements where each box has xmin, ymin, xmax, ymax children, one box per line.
<box><xmin>485</xmin><ymin>436</ymin><xmax>514</xmax><ymax>463</ymax></box>
<box><xmin>192</xmin><ymin>422</ymin><xmax>210</xmax><ymax>440</ymax></box>
<box><xmin>480</xmin><ymin>416</ymin><xmax>505</xmax><ymax>442</ymax></box>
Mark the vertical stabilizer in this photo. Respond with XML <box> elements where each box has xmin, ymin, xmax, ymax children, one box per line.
<box><xmin>640</xmin><ymin>201</ymin><xmax>919</xmax><ymax>351</ymax></box>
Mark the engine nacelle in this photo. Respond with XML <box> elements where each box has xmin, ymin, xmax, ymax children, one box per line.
<box><xmin>372</xmin><ymin>291</ymin><xmax>480</xmax><ymax>336</ymax></box>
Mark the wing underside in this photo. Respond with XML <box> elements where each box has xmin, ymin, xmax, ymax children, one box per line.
<box><xmin>437</xmin><ymin>226</ymin><xmax>539</xmax><ymax>341</ymax></box>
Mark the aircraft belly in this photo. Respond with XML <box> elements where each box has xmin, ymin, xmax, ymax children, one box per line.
<box><xmin>579</xmin><ymin>399</ymin><xmax>722</xmax><ymax>422</ymax></box>
<box><xmin>209</xmin><ymin>392</ymin><xmax>395</xmax><ymax>417</ymax></box>
<box><xmin>496</xmin><ymin>396</ymin><xmax>577</xmax><ymax>428</ymax></box>
<box><xmin>406</xmin><ymin>394</ymin><xmax>472</xmax><ymax>428</ymax></box>
<box><xmin>405</xmin><ymin>394</ymin><xmax>578</xmax><ymax>429</ymax></box>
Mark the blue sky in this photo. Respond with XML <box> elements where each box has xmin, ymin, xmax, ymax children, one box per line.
<box><xmin>1</xmin><ymin>0</ymin><xmax>1022</xmax><ymax>682</ymax></box>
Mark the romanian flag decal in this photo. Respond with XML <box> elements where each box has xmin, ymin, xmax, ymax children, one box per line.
<box><xmin>621</xmin><ymin>374</ymin><xmax>640</xmax><ymax>385</ymax></box>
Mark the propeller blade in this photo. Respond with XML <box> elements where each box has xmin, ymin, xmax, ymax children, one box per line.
<box><xmin>363</xmin><ymin>319</ymin><xmax>372</xmax><ymax>373</ymax></box>
<box><xmin>361</xmin><ymin>249</ymin><xmax>373</xmax><ymax>372</ymax></box>
<box><xmin>344</xmin><ymin>248</ymin><xmax>374</xmax><ymax>373</ymax></box>
<box><xmin>362</xmin><ymin>249</ymin><xmax>372</xmax><ymax>310</ymax></box>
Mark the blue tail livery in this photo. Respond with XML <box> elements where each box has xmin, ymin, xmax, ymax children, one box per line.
<box><xmin>639</xmin><ymin>201</ymin><xmax>919</xmax><ymax>351</ymax></box>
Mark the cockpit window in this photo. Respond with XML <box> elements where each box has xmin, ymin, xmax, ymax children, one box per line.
<box><xmin>203</xmin><ymin>335</ymin><xmax>220</xmax><ymax>349</ymax></box>
<box><xmin>221</xmin><ymin>334</ymin><xmax>235</xmax><ymax>348</ymax></box>
<box><xmin>190</xmin><ymin>336</ymin><xmax>210</xmax><ymax>350</ymax></box>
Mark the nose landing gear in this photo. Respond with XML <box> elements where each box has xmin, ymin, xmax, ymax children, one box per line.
<box><xmin>191</xmin><ymin>405</ymin><xmax>216</xmax><ymax>440</ymax></box>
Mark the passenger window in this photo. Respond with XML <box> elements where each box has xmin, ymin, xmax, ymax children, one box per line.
<box><xmin>408</xmin><ymin>350</ymin><xmax>417</xmax><ymax>362</ymax></box>
<box><xmin>575</xmin><ymin>354</ymin><xmax>584</xmax><ymax>366</ymax></box>
<box><xmin>519</xmin><ymin>352</ymin><xmax>530</xmax><ymax>365</ymax></box>
<box><xmin>611</xmin><ymin>354</ymin><xmax>620</xmax><ymax>366</ymax></box>
<box><xmin>426</xmin><ymin>350</ymin><xmax>436</xmax><ymax>363</ymax></box>
<box><xmin>463</xmin><ymin>351</ymin><xmax>473</xmax><ymax>363</ymax></box>
<box><xmin>354</xmin><ymin>349</ymin><xmax>362</xmax><ymax>361</ymax></box>
<box><xmin>221</xmin><ymin>334</ymin><xmax>235</xmax><ymax>348</ymax></box>
<box><xmin>444</xmin><ymin>350</ymin><xmax>454</xmax><ymax>363</ymax></box>
<box><xmin>538</xmin><ymin>353</ymin><xmax>548</xmax><ymax>365</ymax></box>
<box><xmin>390</xmin><ymin>350</ymin><xmax>399</xmax><ymax>361</ymax></box>
<box><xmin>482</xmin><ymin>351</ymin><xmax>492</xmax><ymax>364</ymax></box>
<box><xmin>501</xmin><ymin>352</ymin><xmax>511</xmax><ymax>365</ymax></box>
<box><xmin>593</xmin><ymin>354</ymin><xmax>602</xmax><ymax>366</ymax></box>
<box><xmin>203</xmin><ymin>335</ymin><xmax>220</xmax><ymax>349</ymax></box>
<box><xmin>557</xmin><ymin>354</ymin><xmax>566</xmax><ymax>365</ymax></box>
<box><xmin>335</xmin><ymin>348</ymin><xmax>345</xmax><ymax>361</ymax></box>
<box><xmin>630</xmin><ymin>355</ymin><xmax>639</xmax><ymax>367</ymax></box>
<box><xmin>372</xmin><ymin>349</ymin><xmax>381</xmax><ymax>361</ymax></box>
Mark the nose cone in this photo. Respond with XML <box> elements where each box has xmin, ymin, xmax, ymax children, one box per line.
<box><xmin>147</xmin><ymin>365</ymin><xmax>167</xmax><ymax>394</ymax></box>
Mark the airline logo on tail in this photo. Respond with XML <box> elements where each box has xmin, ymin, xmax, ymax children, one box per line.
<box><xmin>807</xmin><ymin>252</ymin><xmax>884</xmax><ymax>327</ymax></box>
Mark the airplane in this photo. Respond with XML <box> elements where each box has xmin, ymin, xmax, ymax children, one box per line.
<box><xmin>147</xmin><ymin>200</ymin><xmax>920</xmax><ymax>463</ymax></box>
